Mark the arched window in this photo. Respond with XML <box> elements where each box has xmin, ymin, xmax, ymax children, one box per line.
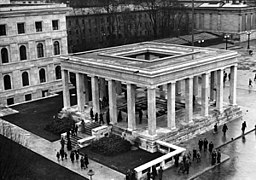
<box><xmin>37</xmin><ymin>43</ymin><xmax>44</xmax><ymax>58</ymax></box>
<box><xmin>19</xmin><ymin>45</ymin><xmax>27</xmax><ymax>60</ymax></box>
<box><xmin>55</xmin><ymin>66</ymin><xmax>61</xmax><ymax>80</ymax></box>
<box><xmin>39</xmin><ymin>68</ymin><xmax>46</xmax><ymax>83</ymax></box>
<box><xmin>3</xmin><ymin>75</ymin><xmax>11</xmax><ymax>90</ymax></box>
<box><xmin>1</xmin><ymin>48</ymin><xmax>9</xmax><ymax>64</ymax></box>
<box><xmin>53</xmin><ymin>41</ymin><xmax>60</xmax><ymax>55</ymax></box>
<box><xmin>22</xmin><ymin>71</ymin><xmax>29</xmax><ymax>86</ymax></box>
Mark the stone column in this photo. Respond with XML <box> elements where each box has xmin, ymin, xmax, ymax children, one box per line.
<box><xmin>147</xmin><ymin>87</ymin><xmax>156</xmax><ymax>135</ymax></box>
<box><xmin>167</xmin><ymin>82</ymin><xmax>176</xmax><ymax>129</ymax></box>
<box><xmin>116</xmin><ymin>81</ymin><xmax>122</xmax><ymax>95</ymax></box>
<box><xmin>216</xmin><ymin>69</ymin><xmax>224</xmax><ymax>112</ymax></box>
<box><xmin>127</xmin><ymin>83</ymin><xmax>136</xmax><ymax>131</ymax></box>
<box><xmin>99</xmin><ymin>78</ymin><xmax>106</xmax><ymax>99</ymax></box>
<box><xmin>62</xmin><ymin>70</ymin><xmax>70</xmax><ymax>109</ymax></box>
<box><xmin>108</xmin><ymin>79</ymin><xmax>117</xmax><ymax>124</ymax></box>
<box><xmin>185</xmin><ymin>77</ymin><xmax>193</xmax><ymax>123</ymax></box>
<box><xmin>91</xmin><ymin>76</ymin><xmax>100</xmax><ymax>114</ymax></box>
<box><xmin>176</xmin><ymin>81</ymin><xmax>181</xmax><ymax>95</ymax></box>
<box><xmin>210</xmin><ymin>71</ymin><xmax>215</xmax><ymax>101</ymax></box>
<box><xmin>84</xmin><ymin>74</ymin><xmax>89</xmax><ymax>104</ymax></box>
<box><xmin>230</xmin><ymin>65</ymin><xmax>237</xmax><ymax>105</ymax></box>
<box><xmin>193</xmin><ymin>76</ymin><xmax>199</xmax><ymax>97</ymax></box>
<box><xmin>201</xmin><ymin>73</ymin><xmax>209</xmax><ymax>116</ymax></box>
<box><xmin>76</xmin><ymin>73</ymin><xmax>85</xmax><ymax>112</ymax></box>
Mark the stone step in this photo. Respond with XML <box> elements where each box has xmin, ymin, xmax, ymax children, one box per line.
<box><xmin>84</xmin><ymin>122</ymin><xmax>100</xmax><ymax>135</ymax></box>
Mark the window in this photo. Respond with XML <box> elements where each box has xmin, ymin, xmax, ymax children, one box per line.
<box><xmin>19</xmin><ymin>45</ymin><xmax>27</xmax><ymax>60</ymax></box>
<box><xmin>22</xmin><ymin>71</ymin><xmax>29</xmax><ymax>86</ymax></box>
<box><xmin>0</xmin><ymin>25</ymin><xmax>6</xmax><ymax>36</ymax></box>
<box><xmin>55</xmin><ymin>66</ymin><xmax>61</xmax><ymax>80</ymax></box>
<box><xmin>52</xmin><ymin>20</ymin><xmax>59</xmax><ymax>30</ymax></box>
<box><xmin>3</xmin><ymin>75</ymin><xmax>11</xmax><ymax>90</ymax></box>
<box><xmin>53</xmin><ymin>41</ymin><xmax>60</xmax><ymax>55</ymax></box>
<box><xmin>39</xmin><ymin>68</ymin><xmax>46</xmax><ymax>83</ymax></box>
<box><xmin>37</xmin><ymin>43</ymin><xmax>44</xmax><ymax>58</ymax></box>
<box><xmin>17</xmin><ymin>23</ymin><xmax>25</xmax><ymax>34</ymax></box>
<box><xmin>35</xmin><ymin>21</ymin><xmax>42</xmax><ymax>32</ymax></box>
<box><xmin>1</xmin><ymin>48</ymin><xmax>9</xmax><ymax>64</ymax></box>
<box><xmin>25</xmin><ymin>94</ymin><xmax>32</xmax><ymax>101</ymax></box>
<box><xmin>7</xmin><ymin>98</ymin><xmax>14</xmax><ymax>105</ymax></box>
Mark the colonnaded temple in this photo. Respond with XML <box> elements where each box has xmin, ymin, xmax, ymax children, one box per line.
<box><xmin>59</xmin><ymin>42</ymin><xmax>242</xmax><ymax>152</ymax></box>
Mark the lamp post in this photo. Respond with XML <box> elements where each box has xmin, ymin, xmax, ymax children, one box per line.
<box><xmin>246</xmin><ymin>31</ymin><xmax>251</xmax><ymax>50</ymax></box>
<box><xmin>87</xmin><ymin>169</ymin><xmax>95</xmax><ymax>180</ymax></box>
<box><xmin>224</xmin><ymin>34</ymin><xmax>230</xmax><ymax>50</ymax></box>
<box><xmin>197</xmin><ymin>39</ymin><xmax>204</xmax><ymax>47</ymax></box>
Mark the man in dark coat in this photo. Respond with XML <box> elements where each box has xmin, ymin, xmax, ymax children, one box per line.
<box><xmin>94</xmin><ymin>113</ymin><xmax>98</xmax><ymax>123</ymax></box>
<box><xmin>106</xmin><ymin>109</ymin><xmax>110</xmax><ymax>125</ymax></box>
<box><xmin>222</xmin><ymin>123</ymin><xmax>228</xmax><ymax>136</ymax></box>
<box><xmin>60</xmin><ymin>148</ymin><xmax>64</xmax><ymax>161</ymax></box>
<box><xmin>203</xmin><ymin>138</ymin><xmax>208</xmax><ymax>151</ymax></box>
<box><xmin>209</xmin><ymin>141</ymin><xmax>214</xmax><ymax>154</ymax></box>
<box><xmin>70</xmin><ymin>151</ymin><xmax>75</xmax><ymax>163</ymax></box>
<box><xmin>151</xmin><ymin>165</ymin><xmax>157</xmax><ymax>180</ymax></box>
<box><xmin>99</xmin><ymin>113</ymin><xmax>104</xmax><ymax>124</ymax></box>
<box><xmin>217</xmin><ymin>149</ymin><xmax>221</xmax><ymax>163</ymax></box>
<box><xmin>158</xmin><ymin>166</ymin><xmax>163</xmax><ymax>180</ymax></box>
<box><xmin>198</xmin><ymin>139</ymin><xmax>203</xmax><ymax>151</ymax></box>
<box><xmin>211</xmin><ymin>149</ymin><xmax>217</xmax><ymax>165</ymax></box>
<box><xmin>241</xmin><ymin>121</ymin><xmax>247</xmax><ymax>134</ymax></box>
<box><xmin>84</xmin><ymin>154</ymin><xmax>89</xmax><ymax>168</ymax></box>
<box><xmin>193</xmin><ymin>148</ymin><xmax>197</xmax><ymax>161</ymax></box>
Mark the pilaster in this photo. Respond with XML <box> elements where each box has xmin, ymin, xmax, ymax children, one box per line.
<box><xmin>167</xmin><ymin>82</ymin><xmax>176</xmax><ymax>129</ymax></box>
<box><xmin>127</xmin><ymin>83</ymin><xmax>136</xmax><ymax>131</ymax></box>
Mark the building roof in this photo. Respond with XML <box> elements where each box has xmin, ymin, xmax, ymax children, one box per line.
<box><xmin>61</xmin><ymin>42</ymin><xmax>238</xmax><ymax>86</ymax></box>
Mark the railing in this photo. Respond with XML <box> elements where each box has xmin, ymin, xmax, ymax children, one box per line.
<box><xmin>134</xmin><ymin>140</ymin><xmax>186</xmax><ymax>180</ymax></box>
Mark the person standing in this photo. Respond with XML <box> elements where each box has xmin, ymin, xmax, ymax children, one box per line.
<box><xmin>217</xmin><ymin>149</ymin><xmax>221</xmax><ymax>163</ymax></box>
<box><xmin>56</xmin><ymin>151</ymin><xmax>60</xmax><ymax>161</ymax></box>
<box><xmin>198</xmin><ymin>139</ymin><xmax>203</xmax><ymax>151</ymax></box>
<box><xmin>90</xmin><ymin>108</ymin><xmax>94</xmax><ymax>120</ymax></box>
<box><xmin>151</xmin><ymin>165</ymin><xmax>157</xmax><ymax>180</ymax></box>
<box><xmin>75</xmin><ymin>150</ymin><xmax>79</xmax><ymax>161</ymax></box>
<box><xmin>203</xmin><ymin>138</ymin><xmax>208</xmax><ymax>151</ymax></box>
<box><xmin>84</xmin><ymin>154</ymin><xmax>89</xmax><ymax>168</ymax></box>
<box><xmin>139</xmin><ymin>109</ymin><xmax>143</xmax><ymax>124</ymax></box>
<box><xmin>60</xmin><ymin>148</ymin><xmax>64</xmax><ymax>161</ymax></box>
<box><xmin>146</xmin><ymin>169</ymin><xmax>151</xmax><ymax>180</ymax></box>
<box><xmin>60</xmin><ymin>137</ymin><xmax>65</xmax><ymax>149</ymax></box>
<box><xmin>80</xmin><ymin>156</ymin><xmax>85</xmax><ymax>169</ymax></box>
<box><xmin>70</xmin><ymin>151</ymin><xmax>75</xmax><ymax>163</ymax></box>
<box><xmin>222</xmin><ymin>123</ymin><xmax>228</xmax><ymax>136</ymax></box>
<box><xmin>214</xmin><ymin>123</ymin><xmax>218</xmax><ymax>134</ymax></box>
<box><xmin>193</xmin><ymin>148</ymin><xmax>197</xmax><ymax>161</ymax></box>
<box><xmin>249</xmin><ymin>78</ymin><xmax>253</xmax><ymax>88</ymax></box>
<box><xmin>106</xmin><ymin>109</ymin><xmax>110</xmax><ymax>125</ymax></box>
<box><xmin>211</xmin><ymin>149</ymin><xmax>217</xmax><ymax>165</ymax></box>
<box><xmin>209</xmin><ymin>141</ymin><xmax>214</xmax><ymax>154</ymax></box>
<box><xmin>241</xmin><ymin>121</ymin><xmax>247</xmax><ymax>135</ymax></box>
<box><xmin>95</xmin><ymin>113</ymin><xmax>98</xmax><ymax>123</ymax></box>
<box><xmin>158</xmin><ymin>166</ymin><xmax>163</xmax><ymax>180</ymax></box>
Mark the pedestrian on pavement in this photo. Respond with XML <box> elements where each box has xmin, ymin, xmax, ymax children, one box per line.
<box><xmin>211</xmin><ymin>149</ymin><xmax>217</xmax><ymax>165</ymax></box>
<box><xmin>158</xmin><ymin>166</ymin><xmax>163</xmax><ymax>180</ymax></box>
<box><xmin>217</xmin><ymin>149</ymin><xmax>221</xmax><ymax>163</ymax></box>
<box><xmin>222</xmin><ymin>123</ymin><xmax>228</xmax><ymax>136</ymax></box>
<box><xmin>60</xmin><ymin>148</ymin><xmax>65</xmax><ymax>161</ymax></box>
<box><xmin>56</xmin><ymin>151</ymin><xmax>60</xmax><ymax>161</ymax></box>
<box><xmin>209</xmin><ymin>141</ymin><xmax>214</xmax><ymax>154</ymax></box>
<box><xmin>90</xmin><ymin>108</ymin><xmax>94</xmax><ymax>120</ymax></box>
<box><xmin>80</xmin><ymin>156</ymin><xmax>85</xmax><ymax>169</ymax></box>
<box><xmin>139</xmin><ymin>109</ymin><xmax>143</xmax><ymax>124</ymax></box>
<box><xmin>193</xmin><ymin>148</ymin><xmax>197</xmax><ymax>161</ymax></box>
<box><xmin>203</xmin><ymin>138</ymin><xmax>208</xmax><ymax>151</ymax></box>
<box><xmin>241</xmin><ymin>121</ymin><xmax>247</xmax><ymax>135</ymax></box>
<box><xmin>174</xmin><ymin>154</ymin><xmax>180</xmax><ymax>167</ymax></box>
<box><xmin>70</xmin><ymin>150</ymin><xmax>75</xmax><ymax>163</ymax></box>
<box><xmin>213</xmin><ymin>123</ymin><xmax>218</xmax><ymax>134</ymax></box>
<box><xmin>95</xmin><ymin>113</ymin><xmax>98</xmax><ymax>123</ymax></box>
<box><xmin>99</xmin><ymin>113</ymin><xmax>104</xmax><ymax>124</ymax></box>
<box><xmin>84</xmin><ymin>154</ymin><xmax>89</xmax><ymax>168</ymax></box>
<box><xmin>64</xmin><ymin>151</ymin><xmax>67</xmax><ymax>160</ymax></box>
<box><xmin>151</xmin><ymin>165</ymin><xmax>157</xmax><ymax>180</ymax></box>
<box><xmin>75</xmin><ymin>150</ymin><xmax>79</xmax><ymax>161</ymax></box>
<box><xmin>198</xmin><ymin>139</ymin><xmax>203</xmax><ymax>151</ymax></box>
<box><xmin>249</xmin><ymin>78</ymin><xmax>253</xmax><ymax>88</ymax></box>
<box><xmin>196</xmin><ymin>150</ymin><xmax>201</xmax><ymax>163</ymax></box>
<box><xmin>184</xmin><ymin>159</ymin><xmax>190</xmax><ymax>174</ymax></box>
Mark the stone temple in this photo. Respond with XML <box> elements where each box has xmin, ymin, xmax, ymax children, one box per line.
<box><xmin>59</xmin><ymin>42</ymin><xmax>242</xmax><ymax>153</ymax></box>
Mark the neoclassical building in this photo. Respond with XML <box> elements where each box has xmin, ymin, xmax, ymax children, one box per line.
<box><xmin>0</xmin><ymin>1</ymin><xmax>70</xmax><ymax>105</ymax></box>
<box><xmin>60</xmin><ymin>42</ymin><xmax>241</xmax><ymax>152</ymax></box>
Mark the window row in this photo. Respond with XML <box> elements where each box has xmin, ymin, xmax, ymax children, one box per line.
<box><xmin>3</xmin><ymin>66</ymin><xmax>62</xmax><ymax>90</ymax></box>
<box><xmin>0</xmin><ymin>20</ymin><xmax>59</xmax><ymax>36</ymax></box>
<box><xmin>1</xmin><ymin>41</ymin><xmax>61</xmax><ymax>64</ymax></box>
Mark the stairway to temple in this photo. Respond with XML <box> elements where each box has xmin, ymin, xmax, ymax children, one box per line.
<box><xmin>65</xmin><ymin>135</ymin><xmax>81</xmax><ymax>149</ymax></box>
<box><xmin>84</xmin><ymin>122</ymin><xmax>101</xmax><ymax>135</ymax></box>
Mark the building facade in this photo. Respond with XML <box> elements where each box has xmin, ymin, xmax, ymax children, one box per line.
<box><xmin>0</xmin><ymin>3</ymin><xmax>70</xmax><ymax>106</ymax></box>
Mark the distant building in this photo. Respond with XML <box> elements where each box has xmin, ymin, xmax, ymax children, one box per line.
<box><xmin>0</xmin><ymin>2</ymin><xmax>70</xmax><ymax>106</ymax></box>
